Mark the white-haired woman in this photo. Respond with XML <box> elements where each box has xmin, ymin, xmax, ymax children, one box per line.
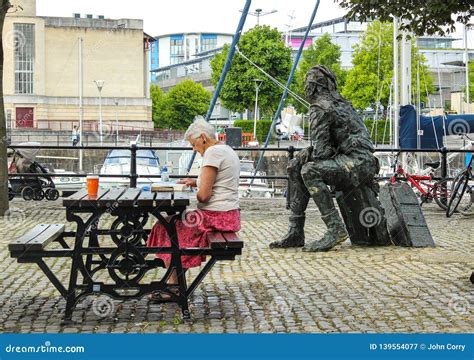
<box><xmin>147</xmin><ymin>116</ymin><xmax>241</xmax><ymax>300</ymax></box>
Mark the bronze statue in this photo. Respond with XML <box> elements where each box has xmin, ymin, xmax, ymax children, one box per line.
<box><xmin>270</xmin><ymin>65</ymin><xmax>381</xmax><ymax>252</ymax></box>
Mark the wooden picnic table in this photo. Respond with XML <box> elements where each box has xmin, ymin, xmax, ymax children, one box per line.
<box><xmin>62</xmin><ymin>187</ymin><xmax>191</xmax><ymax>321</ymax></box>
<box><xmin>9</xmin><ymin>187</ymin><xmax>243</xmax><ymax>322</ymax></box>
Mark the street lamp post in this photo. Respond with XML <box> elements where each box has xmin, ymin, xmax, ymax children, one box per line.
<box><xmin>253</xmin><ymin>79</ymin><xmax>263</xmax><ymax>142</ymax></box>
<box><xmin>94</xmin><ymin>80</ymin><xmax>105</xmax><ymax>145</ymax></box>
<box><xmin>114</xmin><ymin>98</ymin><xmax>119</xmax><ymax>145</ymax></box>
<box><xmin>239</xmin><ymin>8</ymin><xmax>277</xmax><ymax>26</ymax></box>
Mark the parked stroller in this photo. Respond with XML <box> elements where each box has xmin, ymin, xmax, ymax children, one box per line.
<box><xmin>8</xmin><ymin>143</ymin><xmax>60</xmax><ymax>201</ymax></box>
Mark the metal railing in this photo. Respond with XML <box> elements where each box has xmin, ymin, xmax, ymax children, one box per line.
<box><xmin>7</xmin><ymin>144</ymin><xmax>292</xmax><ymax>188</ymax></box>
<box><xmin>6</xmin><ymin>129</ymin><xmax>186</xmax><ymax>147</ymax></box>
<box><xmin>6</xmin><ymin>144</ymin><xmax>472</xmax><ymax>189</ymax></box>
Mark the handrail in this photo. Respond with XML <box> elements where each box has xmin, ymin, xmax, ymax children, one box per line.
<box><xmin>7</xmin><ymin>144</ymin><xmax>471</xmax><ymax>188</ymax></box>
<box><xmin>8</xmin><ymin>145</ymin><xmax>472</xmax><ymax>153</ymax></box>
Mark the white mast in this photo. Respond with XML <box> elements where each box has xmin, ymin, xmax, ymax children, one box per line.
<box><xmin>393</xmin><ymin>17</ymin><xmax>399</xmax><ymax>148</ymax></box>
<box><xmin>464</xmin><ymin>22</ymin><xmax>470</xmax><ymax>114</ymax></box>
<box><xmin>399</xmin><ymin>21</ymin><xmax>412</xmax><ymax>171</ymax></box>
<box><xmin>79</xmin><ymin>37</ymin><xmax>84</xmax><ymax>171</ymax></box>
<box><xmin>400</xmin><ymin>28</ymin><xmax>412</xmax><ymax>106</ymax></box>
<box><xmin>417</xmin><ymin>60</ymin><xmax>421</xmax><ymax>149</ymax></box>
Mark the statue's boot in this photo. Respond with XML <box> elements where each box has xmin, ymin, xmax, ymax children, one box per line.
<box><xmin>303</xmin><ymin>211</ymin><xmax>348</xmax><ymax>252</ymax></box>
<box><xmin>269</xmin><ymin>214</ymin><xmax>305</xmax><ymax>248</ymax></box>
<box><xmin>301</xmin><ymin>181</ymin><xmax>348</xmax><ymax>252</ymax></box>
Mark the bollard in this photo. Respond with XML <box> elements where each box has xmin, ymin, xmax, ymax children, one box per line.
<box><xmin>440</xmin><ymin>147</ymin><xmax>447</xmax><ymax>180</ymax></box>
<box><xmin>130</xmin><ymin>143</ymin><xmax>138</xmax><ymax>188</ymax></box>
<box><xmin>288</xmin><ymin>146</ymin><xmax>295</xmax><ymax>161</ymax></box>
<box><xmin>286</xmin><ymin>146</ymin><xmax>295</xmax><ymax>210</ymax></box>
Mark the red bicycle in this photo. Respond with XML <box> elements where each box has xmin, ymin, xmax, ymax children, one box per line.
<box><xmin>390</xmin><ymin>154</ymin><xmax>450</xmax><ymax>210</ymax></box>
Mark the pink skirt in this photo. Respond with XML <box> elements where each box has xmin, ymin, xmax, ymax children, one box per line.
<box><xmin>146</xmin><ymin>209</ymin><xmax>241</xmax><ymax>268</ymax></box>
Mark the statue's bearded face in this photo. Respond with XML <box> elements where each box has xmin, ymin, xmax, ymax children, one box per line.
<box><xmin>304</xmin><ymin>72</ymin><xmax>336</xmax><ymax>100</ymax></box>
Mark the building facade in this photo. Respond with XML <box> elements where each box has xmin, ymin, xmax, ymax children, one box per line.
<box><xmin>150</xmin><ymin>32</ymin><xmax>233</xmax><ymax>83</ymax></box>
<box><xmin>3</xmin><ymin>0</ymin><xmax>153</xmax><ymax>132</ymax></box>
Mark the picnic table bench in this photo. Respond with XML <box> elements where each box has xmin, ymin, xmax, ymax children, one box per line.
<box><xmin>9</xmin><ymin>188</ymin><xmax>243</xmax><ymax>322</ymax></box>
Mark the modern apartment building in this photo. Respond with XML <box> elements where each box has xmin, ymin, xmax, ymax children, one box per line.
<box><xmin>150</xmin><ymin>33</ymin><xmax>233</xmax><ymax>83</ymax></box>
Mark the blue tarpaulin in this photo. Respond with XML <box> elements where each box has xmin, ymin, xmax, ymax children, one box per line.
<box><xmin>399</xmin><ymin>105</ymin><xmax>474</xmax><ymax>149</ymax></box>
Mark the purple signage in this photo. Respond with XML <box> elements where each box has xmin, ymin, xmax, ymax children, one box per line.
<box><xmin>289</xmin><ymin>37</ymin><xmax>313</xmax><ymax>49</ymax></box>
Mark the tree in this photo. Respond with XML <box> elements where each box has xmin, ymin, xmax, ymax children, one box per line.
<box><xmin>337</xmin><ymin>0</ymin><xmax>473</xmax><ymax>36</ymax></box>
<box><xmin>150</xmin><ymin>84</ymin><xmax>167</xmax><ymax>128</ymax></box>
<box><xmin>292</xmin><ymin>33</ymin><xmax>347</xmax><ymax>113</ymax></box>
<box><xmin>0</xmin><ymin>0</ymin><xmax>12</xmax><ymax>215</ymax></box>
<box><xmin>341</xmin><ymin>21</ymin><xmax>434</xmax><ymax>111</ymax></box>
<box><xmin>210</xmin><ymin>25</ymin><xmax>292</xmax><ymax>116</ymax></box>
<box><xmin>152</xmin><ymin>80</ymin><xmax>211</xmax><ymax>130</ymax></box>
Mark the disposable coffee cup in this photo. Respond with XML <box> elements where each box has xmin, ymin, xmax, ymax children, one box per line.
<box><xmin>86</xmin><ymin>175</ymin><xmax>99</xmax><ymax>197</ymax></box>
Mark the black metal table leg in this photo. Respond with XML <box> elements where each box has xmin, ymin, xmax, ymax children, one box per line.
<box><xmin>154</xmin><ymin>210</ymin><xmax>191</xmax><ymax>321</ymax></box>
<box><xmin>64</xmin><ymin>210</ymin><xmax>104</xmax><ymax>322</ymax></box>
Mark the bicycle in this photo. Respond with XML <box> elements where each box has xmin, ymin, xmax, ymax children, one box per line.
<box><xmin>446</xmin><ymin>154</ymin><xmax>473</xmax><ymax>217</ymax></box>
<box><xmin>390</xmin><ymin>152</ymin><xmax>450</xmax><ymax>210</ymax></box>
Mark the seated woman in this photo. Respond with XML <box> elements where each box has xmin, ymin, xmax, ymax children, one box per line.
<box><xmin>147</xmin><ymin>116</ymin><xmax>241</xmax><ymax>300</ymax></box>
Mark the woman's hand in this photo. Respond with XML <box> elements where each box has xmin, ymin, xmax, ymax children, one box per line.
<box><xmin>177</xmin><ymin>178</ymin><xmax>197</xmax><ymax>187</ymax></box>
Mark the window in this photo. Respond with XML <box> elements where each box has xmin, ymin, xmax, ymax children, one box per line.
<box><xmin>417</xmin><ymin>38</ymin><xmax>453</xmax><ymax>49</ymax></box>
<box><xmin>14</xmin><ymin>23</ymin><xmax>35</xmax><ymax>95</ymax></box>
<box><xmin>201</xmin><ymin>35</ymin><xmax>217</xmax><ymax>52</ymax></box>
<box><xmin>170</xmin><ymin>36</ymin><xmax>184</xmax><ymax>65</ymax></box>
<box><xmin>151</xmin><ymin>41</ymin><xmax>159</xmax><ymax>68</ymax></box>
<box><xmin>186</xmin><ymin>38</ymin><xmax>190</xmax><ymax>60</ymax></box>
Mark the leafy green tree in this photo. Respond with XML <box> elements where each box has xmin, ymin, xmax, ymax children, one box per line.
<box><xmin>337</xmin><ymin>0</ymin><xmax>472</xmax><ymax>36</ymax></box>
<box><xmin>210</xmin><ymin>25</ymin><xmax>292</xmax><ymax>116</ymax></box>
<box><xmin>341</xmin><ymin>21</ymin><xmax>434</xmax><ymax>111</ymax></box>
<box><xmin>292</xmin><ymin>33</ymin><xmax>347</xmax><ymax>113</ymax></box>
<box><xmin>156</xmin><ymin>80</ymin><xmax>211</xmax><ymax>130</ymax></box>
<box><xmin>150</xmin><ymin>84</ymin><xmax>168</xmax><ymax>128</ymax></box>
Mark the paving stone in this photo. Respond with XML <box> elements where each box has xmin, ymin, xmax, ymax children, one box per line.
<box><xmin>0</xmin><ymin>199</ymin><xmax>472</xmax><ymax>333</ymax></box>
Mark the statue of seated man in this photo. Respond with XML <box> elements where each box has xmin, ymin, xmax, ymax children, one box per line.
<box><xmin>270</xmin><ymin>65</ymin><xmax>380</xmax><ymax>252</ymax></box>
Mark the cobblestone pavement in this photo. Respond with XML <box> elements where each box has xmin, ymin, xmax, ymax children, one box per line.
<box><xmin>0</xmin><ymin>197</ymin><xmax>472</xmax><ymax>334</ymax></box>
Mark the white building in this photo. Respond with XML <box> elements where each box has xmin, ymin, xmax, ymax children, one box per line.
<box><xmin>150</xmin><ymin>32</ymin><xmax>233</xmax><ymax>82</ymax></box>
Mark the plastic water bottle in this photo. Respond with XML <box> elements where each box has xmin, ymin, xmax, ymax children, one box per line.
<box><xmin>161</xmin><ymin>166</ymin><xmax>169</xmax><ymax>182</ymax></box>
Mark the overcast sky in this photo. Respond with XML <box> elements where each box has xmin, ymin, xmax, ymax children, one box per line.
<box><xmin>36</xmin><ymin>0</ymin><xmax>471</xmax><ymax>46</ymax></box>
<box><xmin>35</xmin><ymin>0</ymin><xmax>348</xmax><ymax>35</ymax></box>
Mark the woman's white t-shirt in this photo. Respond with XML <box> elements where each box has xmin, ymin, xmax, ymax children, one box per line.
<box><xmin>196</xmin><ymin>144</ymin><xmax>240</xmax><ymax>212</ymax></box>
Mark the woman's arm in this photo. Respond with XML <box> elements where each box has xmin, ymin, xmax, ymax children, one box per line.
<box><xmin>177</xmin><ymin>178</ymin><xmax>197</xmax><ymax>187</ymax></box>
<box><xmin>196</xmin><ymin>166</ymin><xmax>217</xmax><ymax>203</ymax></box>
